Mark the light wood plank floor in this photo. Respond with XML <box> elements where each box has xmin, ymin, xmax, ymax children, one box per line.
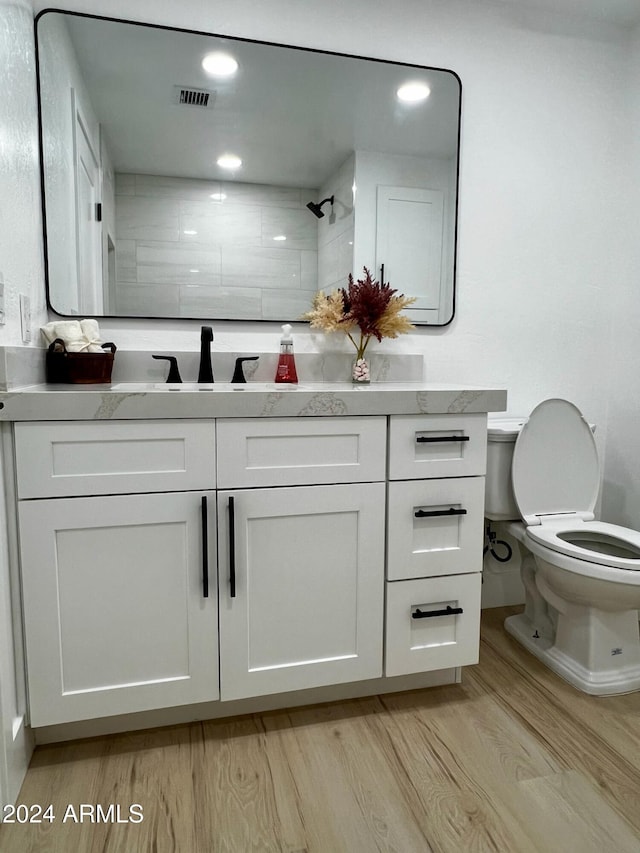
<box><xmin>2</xmin><ymin>606</ymin><xmax>640</xmax><ymax>853</ymax></box>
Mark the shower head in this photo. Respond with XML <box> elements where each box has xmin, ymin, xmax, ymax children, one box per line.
<box><xmin>306</xmin><ymin>195</ymin><xmax>334</xmax><ymax>219</ymax></box>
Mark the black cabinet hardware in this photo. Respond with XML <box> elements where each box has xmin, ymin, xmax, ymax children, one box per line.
<box><xmin>414</xmin><ymin>507</ymin><xmax>467</xmax><ymax>518</ymax></box>
<box><xmin>412</xmin><ymin>605</ymin><xmax>463</xmax><ymax>619</ymax></box>
<box><xmin>229</xmin><ymin>496</ymin><xmax>236</xmax><ymax>598</ymax></box>
<box><xmin>201</xmin><ymin>496</ymin><xmax>209</xmax><ymax>598</ymax></box>
<box><xmin>416</xmin><ymin>435</ymin><xmax>470</xmax><ymax>443</ymax></box>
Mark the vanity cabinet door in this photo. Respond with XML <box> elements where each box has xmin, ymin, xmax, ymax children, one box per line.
<box><xmin>19</xmin><ymin>491</ymin><xmax>218</xmax><ymax>727</ymax></box>
<box><xmin>217</xmin><ymin>483</ymin><xmax>385</xmax><ymax>701</ymax></box>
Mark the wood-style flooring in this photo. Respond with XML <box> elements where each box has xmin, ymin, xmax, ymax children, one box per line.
<box><xmin>2</xmin><ymin>605</ymin><xmax>640</xmax><ymax>853</ymax></box>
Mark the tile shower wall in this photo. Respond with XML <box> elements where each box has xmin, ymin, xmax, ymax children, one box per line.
<box><xmin>114</xmin><ymin>174</ymin><xmax>319</xmax><ymax>320</ymax></box>
<box><xmin>317</xmin><ymin>154</ymin><xmax>355</xmax><ymax>291</ymax></box>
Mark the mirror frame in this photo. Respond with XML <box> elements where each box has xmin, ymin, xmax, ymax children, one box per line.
<box><xmin>35</xmin><ymin>9</ymin><xmax>461</xmax><ymax>326</ymax></box>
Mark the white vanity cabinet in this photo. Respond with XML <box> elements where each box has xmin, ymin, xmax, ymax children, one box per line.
<box><xmin>14</xmin><ymin>420</ymin><xmax>219</xmax><ymax>727</ymax></box>
<box><xmin>384</xmin><ymin>414</ymin><xmax>486</xmax><ymax>677</ymax></box>
<box><xmin>6</xmin><ymin>400</ymin><xmax>496</xmax><ymax>734</ymax></box>
<box><xmin>215</xmin><ymin>417</ymin><xmax>386</xmax><ymax>701</ymax></box>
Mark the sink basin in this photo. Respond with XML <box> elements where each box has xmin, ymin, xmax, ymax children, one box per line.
<box><xmin>110</xmin><ymin>382</ymin><xmax>308</xmax><ymax>392</ymax></box>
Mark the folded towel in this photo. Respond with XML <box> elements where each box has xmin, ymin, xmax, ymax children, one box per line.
<box><xmin>41</xmin><ymin>319</ymin><xmax>105</xmax><ymax>353</ymax></box>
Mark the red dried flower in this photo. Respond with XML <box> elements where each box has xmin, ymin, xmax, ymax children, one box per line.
<box><xmin>341</xmin><ymin>268</ymin><xmax>396</xmax><ymax>342</ymax></box>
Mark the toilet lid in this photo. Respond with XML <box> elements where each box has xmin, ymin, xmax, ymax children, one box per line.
<box><xmin>512</xmin><ymin>398</ymin><xmax>599</xmax><ymax>526</ymax></box>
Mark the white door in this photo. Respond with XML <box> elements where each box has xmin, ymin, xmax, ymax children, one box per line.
<box><xmin>376</xmin><ymin>185</ymin><xmax>445</xmax><ymax>322</ymax></box>
<box><xmin>19</xmin><ymin>491</ymin><xmax>218</xmax><ymax>727</ymax></box>
<box><xmin>217</xmin><ymin>483</ymin><xmax>385</xmax><ymax>700</ymax></box>
<box><xmin>73</xmin><ymin>93</ymin><xmax>103</xmax><ymax>314</ymax></box>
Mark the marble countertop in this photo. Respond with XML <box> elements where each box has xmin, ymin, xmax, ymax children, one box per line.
<box><xmin>0</xmin><ymin>381</ymin><xmax>507</xmax><ymax>421</ymax></box>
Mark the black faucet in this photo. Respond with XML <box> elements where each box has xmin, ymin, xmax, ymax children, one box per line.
<box><xmin>198</xmin><ymin>326</ymin><xmax>214</xmax><ymax>383</ymax></box>
<box><xmin>152</xmin><ymin>354</ymin><xmax>182</xmax><ymax>383</ymax></box>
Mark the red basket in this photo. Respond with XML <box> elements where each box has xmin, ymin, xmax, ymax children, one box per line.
<box><xmin>46</xmin><ymin>339</ymin><xmax>117</xmax><ymax>384</ymax></box>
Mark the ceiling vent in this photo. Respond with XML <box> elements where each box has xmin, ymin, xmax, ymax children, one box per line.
<box><xmin>172</xmin><ymin>85</ymin><xmax>216</xmax><ymax>109</ymax></box>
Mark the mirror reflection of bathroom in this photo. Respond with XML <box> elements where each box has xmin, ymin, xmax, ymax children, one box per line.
<box><xmin>36</xmin><ymin>11</ymin><xmax>461</xmax><ymax>325</ymax></box>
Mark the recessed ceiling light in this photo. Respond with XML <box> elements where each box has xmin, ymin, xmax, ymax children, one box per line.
<box><xmin>210</xmin><ymin>192</ymin><xmax>227</xmax><ymax>201</ymax></box>
<box><xmin>217</xmin><ymin>154</ymin><xmax>242</xmax><ymax>170</ymax></box>
<box><xmin>397</xmin><ymin>81</ymin><xmax>431</xmax><ymax>103</ymax></box>
<box><xmin>202</xmin><ymin>52</ymin><xmax>238</xmax><ymax>77</ymax></box>
<box><xmin>273</xmin><ymin>235</ymin><xmax>286</xmax><ymax>241</ymax></box>
<box><xmin>183</xmin><ymin>229</ymin><xmax>198</xmax><ymax>235</ymax></box>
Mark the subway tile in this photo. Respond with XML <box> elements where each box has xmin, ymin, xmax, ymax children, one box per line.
<box><xmin>116</xmin><ymin>196</ymin><xmax>180</xmax><ymax>241</ymax></box>
<box><xmin>221</xmin><ymin>246</ymin><xmax>301</xmax><ymax>284</ymax></box>
<box><xmin>180</xmin><ymin>202</ymin><xmax>262</xmax><ymax>247</ymax></box>
<box><xmin>136</xmin><ymin>241</ymin><xmax>221</xmax><ymax>269</ymax></box>
<box><xmin>261</xmin><ymin>208</ymin><xmax>317</xmax><ymax>251</ymax></box>
<box><xmin>134</xmin><ymin>174</ymin><xmax>223</xmax><ymax>201</ymax></box>
<box><xmin>114</xmin><ymin>284</ymin><xmax>180</xmax><ymax>316</ymax></box>
<box><xmin>301</xmin><ymin>251</ymin><xmax>318</xmax><ymax>290</ymax></box>
<box><xmin>221</xmin><ymin>182</ymin><xmax>303</xmax><ymax>208</ymax></box>
<box><xmin>262</xmin><ymin>288</ymin><xmax>316</xmax><ymax>320</ymax></box>
<box><xmin>178</xmin><ymin>284</ymin><xmax>263</xmax><ymax>320</ymax></box>
<box><xmin>137</xmin><ymin>265</ymin><xmax>222</xmax><ymax>286</ymax></box>
<box><xmin>115</xmin><ymin>173</ymin><xmax>136</xmax><ymax>196</ymax></box>
<box><xmin>115</xmin><ymin>240</ymin><xmax>137</xmax><ymax>281</ymax></box>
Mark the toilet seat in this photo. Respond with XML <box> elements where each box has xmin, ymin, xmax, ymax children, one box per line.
<box><xmin>526</xmin><ymin>520</ymin><xmax>640</xmax><ymax>571</ymax></box>
<box><xmin>512</xmin><ymin>398</ymin><xmax>640</xmax><ymax>573</ymax></box>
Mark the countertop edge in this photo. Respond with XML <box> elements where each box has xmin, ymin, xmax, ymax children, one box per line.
<box><xmin>0</xmin><ymin>383</ymin><xmax>508</xmax><ymax>421</ymax></box>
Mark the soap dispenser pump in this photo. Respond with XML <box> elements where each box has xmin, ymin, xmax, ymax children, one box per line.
<box><xmin>275</xmin><ymin>324</ymin><xmax>298</xmax><ymax>384</ymax></box>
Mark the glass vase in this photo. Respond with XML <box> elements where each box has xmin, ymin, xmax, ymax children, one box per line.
<box><xmin>352</xmin><ymin>357</ymin><xmax>371</xmax><ymax>384</ymax></box>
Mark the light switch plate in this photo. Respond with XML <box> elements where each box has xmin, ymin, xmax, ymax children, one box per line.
<box><xmin>20</xmin><ymin>294</ymin><xmax>31</xmax><ymax>342</ymax></box>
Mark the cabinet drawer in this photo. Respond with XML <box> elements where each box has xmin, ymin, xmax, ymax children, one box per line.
<box><xmin>385</xmin><ymin>574</ymin><xmax>481</xmax><ymax>676</ymax></box>
<box><xmin>217</xmin><ymin>416</ymin><xmax>386</xmax><ymax>488</ymax></box>
<box><xmin>387</xmin><ymin>477</ymin><xmax>485</xmax><ymax>580</ymax></box>
<box><xmin>388</xmin><ymin>414</ymin><xmax>487</xmax><ymax>480</ymax></box>
<box><xmin>14</xmin><ymin>420</ymin><xmax>216</xmax><ymax>498</ymax></box>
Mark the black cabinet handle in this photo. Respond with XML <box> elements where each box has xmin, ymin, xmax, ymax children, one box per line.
<box><xmin>415</xmin><ymin>507</ymin><xmax>467</xmax><ymax>518</ymax></box>
<box><xmin>201</xmin><ymin>496</ymin><xmax>209</xmax><ymax>598</ymax></box>
<box><xmin>412</xmin><ymin>605</ymin><xmax>464</xmax><ymax>619</ymax></box>
<box><xmin>380</xmin><ymin>263</ymin><xmax>385</xmax><ymax>285</ymax></box>
<box><xmin>416</xmin><ymin>435</ymin><xmax>470</xmax><ymax>443</ymax></box>
<box><xmin>228</xmin><ymin>496</ymin><xmax>236</xmax><ymax>599</ymax></box>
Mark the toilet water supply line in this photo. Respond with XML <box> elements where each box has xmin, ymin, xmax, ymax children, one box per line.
<box><xmin>483</xmin><ymin>522</ymin><xmax>513</xmax><ymax>563</ymax></box>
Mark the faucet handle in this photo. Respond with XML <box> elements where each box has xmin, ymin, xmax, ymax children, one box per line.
<box><xmin>152</xmin><ymin>355</ymin><xmax>182</xmax><ymax>383</ymax></box>
<box><xmin>232</xmin><ymin>356</ymin><xmax>259</xmax><ymax>383</ymax></box>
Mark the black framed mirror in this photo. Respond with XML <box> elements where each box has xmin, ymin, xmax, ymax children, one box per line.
<box><xmin>36</xmin><ymin>10</ymin><xmax>461</xmax><ymax>325</ymax></box>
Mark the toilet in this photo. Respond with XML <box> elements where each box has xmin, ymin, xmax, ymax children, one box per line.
<box><xmin>486</xmin><ymin>398</ymin><xmax>640</xmax><ymax>695</ymax></box>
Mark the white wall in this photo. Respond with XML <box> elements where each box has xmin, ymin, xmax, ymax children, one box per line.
<box><xmin>600</xmin><ymin>26</ymin><xmax>640</xmax><ymax>529</ymax></box>
<box><xmin>0</xmin><ymin>0</ymin><xmax>42</xmax><ymax>808</ymax></box>
<box><xmin>0</xmin><ymin>0</ymin><xmax>47</xmax><ymax>346</ymax></box>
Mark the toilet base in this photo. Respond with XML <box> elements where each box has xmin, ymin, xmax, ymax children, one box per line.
<box><xmin>504</xmin><ymin>612</ymin><xmax>640</xmax><ymax>696</ymax></box>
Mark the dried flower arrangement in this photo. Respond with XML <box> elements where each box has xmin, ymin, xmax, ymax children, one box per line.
<box><xmin>302</xmin><ymin>267</ymin><xmax>416</xmax><ymax>381</ymax></box>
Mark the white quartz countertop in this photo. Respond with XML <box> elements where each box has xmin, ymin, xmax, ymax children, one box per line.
<box><xmin>0</xmin><ymin>382</ymin><xmax>507</xmax><ymax>421</ymax></box>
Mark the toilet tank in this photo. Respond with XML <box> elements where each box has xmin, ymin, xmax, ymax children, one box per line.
<box><xmin>485</xmin><ymin>417</ymin><xmax>527</xmax><ymax>520</ymax></box>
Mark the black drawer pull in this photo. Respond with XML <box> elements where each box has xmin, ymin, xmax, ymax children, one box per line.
<box><xmin>228</xmin><ymin>496</ymin><xmax>236</xmax><ymax>599</ymax></box>
<box><xmin>412</xmin><ymin>605</ymin><xmax>464</xmax><ymax>619</ymax></box>
<box><xmin>415</xmin><ymin>507</ymin><xmax>467</xmax><ymax>518</ymax></box>
<box><xmin>201</xmin><ymin>496</ymin><xmax>209</xmax><ymax>599</ymax></box>
<box><xmin>416</xmin><ymin>435</ymin><xmax>470</xmax><ymax>443</ymax></box>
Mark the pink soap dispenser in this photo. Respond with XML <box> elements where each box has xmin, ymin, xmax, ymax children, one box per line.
<box><xmin>274</xmin><ymin>324</ymin><xmax>298</xmax><ymax>384</ymax></box>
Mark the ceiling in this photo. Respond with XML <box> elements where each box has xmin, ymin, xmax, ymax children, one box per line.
<box><xmin>502</xmin><ymin>0</ymin><xmax>640</xmax><ymax>27</ymax></box>
<box><xmin>48</xmin><ymin>13</ymin><xmax>459</xmax><ymax>188</ymax></box>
